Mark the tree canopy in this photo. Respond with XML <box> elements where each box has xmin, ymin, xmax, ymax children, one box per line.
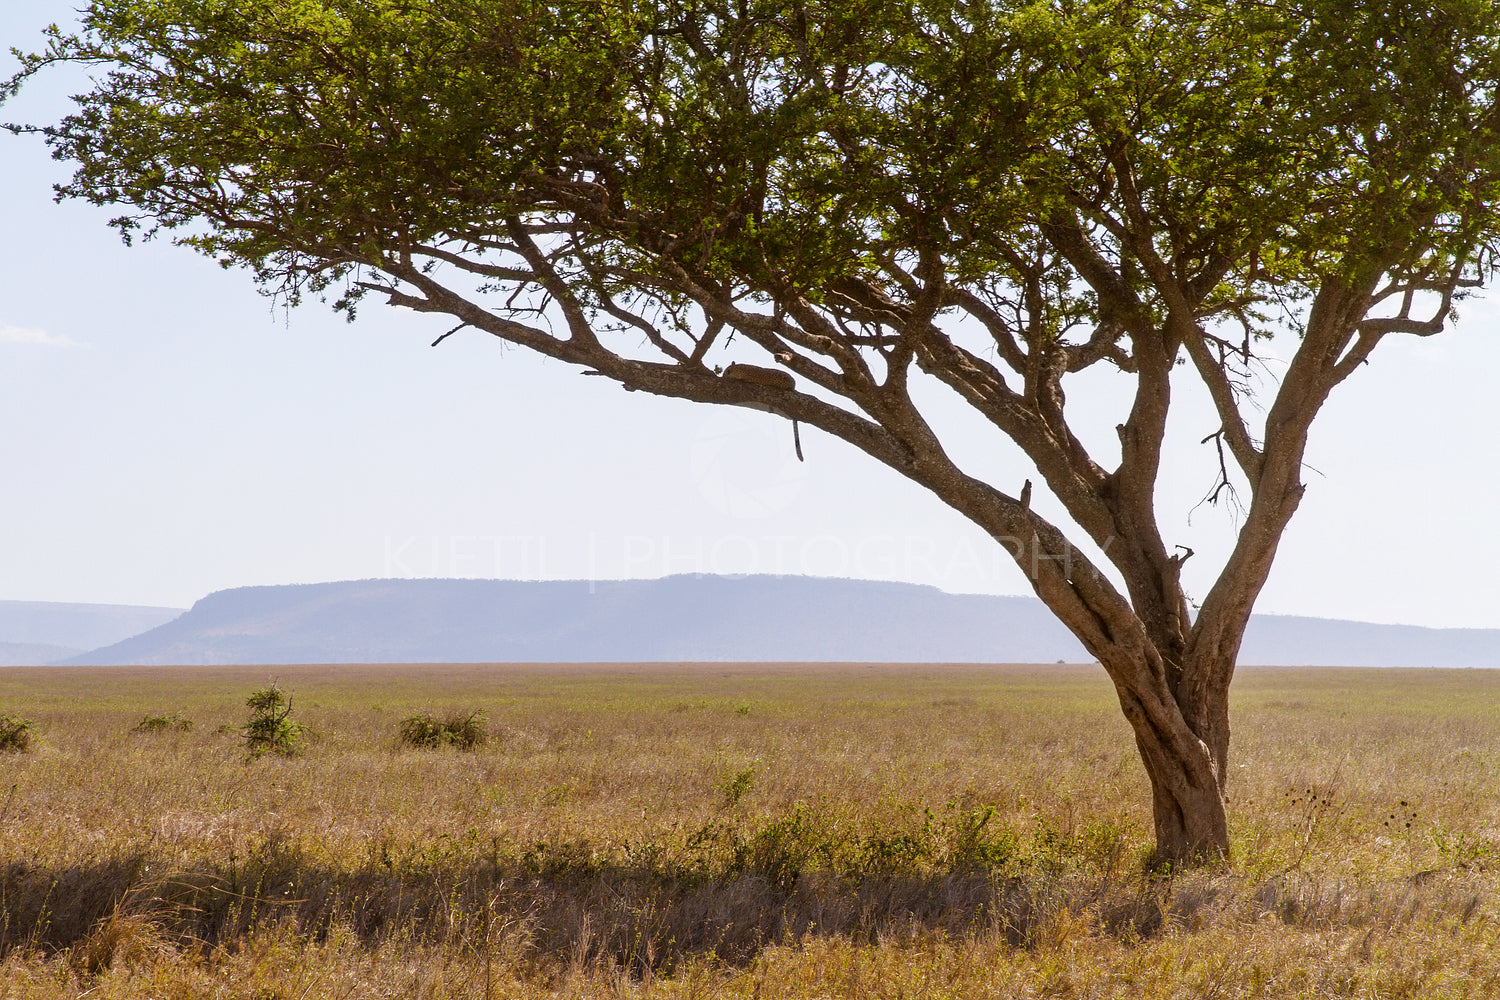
<box><xmin>9</xmin><ymin>0</ymin><xmax>1500</xmax><ymax>860</ymax></box>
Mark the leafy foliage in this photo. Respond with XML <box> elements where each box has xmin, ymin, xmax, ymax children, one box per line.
<box><xmin>10</xmin><ymin>0</ymin><xmax>1498</xmax><ymax>310</ymax></box>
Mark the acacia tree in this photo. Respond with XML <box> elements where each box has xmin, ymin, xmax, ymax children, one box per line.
<box><xmin>8</xmin><ymin>0</ymin><xmax>1500</xmax><ymax>860</ymax></box>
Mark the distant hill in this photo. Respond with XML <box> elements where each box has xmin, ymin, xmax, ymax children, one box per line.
<box><xmin>0</xmin><ymin>600</ymin><xmax>184</xmax><ymax>664</ymax></box>
<box><xmin>0</xmin><ymin>641</ymin><xmax>84</xmax><ymax>667</ymax></box>
<box><xmin>1240</xmin><ymin>614</ymin><xmax>1500</xmax><ymax>668</ymax></box>
<box><xmin>56</xmin><ymin>576</ymin><xmax>1500</xmax><ymax>667</ymax></box>
<box><xmin>66</xmin><ymin>576</ymin><xmax>1085</xmax><ymax>665</ymax></box>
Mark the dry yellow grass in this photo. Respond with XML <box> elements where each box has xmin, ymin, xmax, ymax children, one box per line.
<box><xmin>3</xmin><ymin>662</ymin><xmax>1500</xmax><ymax>997</ymax></box>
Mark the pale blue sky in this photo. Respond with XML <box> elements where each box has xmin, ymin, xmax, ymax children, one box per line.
<box><xmin>4</xmin><ymin>1</ymin><xmax>1499</xmax><ymax>628</ymax></box>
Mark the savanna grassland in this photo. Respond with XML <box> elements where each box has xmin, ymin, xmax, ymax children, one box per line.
<box><xmin>3</xmin><ymin>662</ymin><xmax>1500</xmax><ymax>998</ymax></box>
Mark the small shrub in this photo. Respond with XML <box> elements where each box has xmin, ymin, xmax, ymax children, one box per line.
<box><xmin>397</xmin><ymin>713</ymin><xmax>444</xmax><ymax>749</ymax></box>
<box><xmin>949</xmin><ymin>804</ymin><xmax>1019</xmax><ymax>870</ymax></box>
<box><xmin>241</xmin><ymin>682</ymin><xmax>307</xmax><ymax>757</ymax></box>
<box><xmin>133</xmin><ymin>713</ymin><xmax>193</xmax><ymax>734</ymax></box>
<box><xmin>719</xmin><ymin>763</ymin><xmax>757</xmax><ymax>807</ymax></box>
<box><xmin>399</xmin><ymin>710</ymin><xmax>487</xmax><ymax>751</ymax></box>
<box><xmin>0</xmin><ymin>715</ymin><xmax>35</xmax><ymax>753</ymax></box>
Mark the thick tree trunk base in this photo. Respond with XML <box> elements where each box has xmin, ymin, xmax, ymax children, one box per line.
<box><xmin>1148</xmin><ymin>775</ymin><xmax>1230</xmax><ymax>865</ymax></box>
<box><xmin>1109</xmin><ymin>666</ymin><xmax>1233</xmax><ymax>865</ymax></box>
<box><xmin>1128</xmin><ymin>720</ymin><xmax>1231</xmax><ymax>865</ymax></box>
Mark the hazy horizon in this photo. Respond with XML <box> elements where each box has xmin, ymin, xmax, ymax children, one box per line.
<box><xmin>7</xmin><ymin>575</ymin><xmax>1499</xmax><ymax>671</ymax></box>
<box><xmin>7</xmin><ymin>570</ymin><xmax>1489</xmax><ymax>632</ymax></box>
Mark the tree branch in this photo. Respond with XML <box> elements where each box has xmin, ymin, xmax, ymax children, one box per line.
<box><xmin>1180</xmin><ymin>325</ymin><xmax>1265</xmax><ymax>485</ymax></box>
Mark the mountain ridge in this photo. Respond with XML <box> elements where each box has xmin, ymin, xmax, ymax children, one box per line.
<box><xmin>47</xmin><ymin>575</ymin><xmax>1500</xmax><ymax>668</ymax></box>
<box><xmin>0</xmin><ymin>600</ymin><xmax>184</xmax><ymax>663</ymax></box>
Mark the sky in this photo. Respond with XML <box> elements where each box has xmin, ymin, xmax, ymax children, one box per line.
<box><xmin>3</xmin><ymin>2</ymin><xmax>1499</xmax><ymax>628</ymax></box>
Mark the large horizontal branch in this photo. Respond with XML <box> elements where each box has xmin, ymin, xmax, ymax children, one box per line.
<box><xmin>362</xmin><ymin>270</ymin><xmax>587</xmax><ymax>363</ymax></box>
<box><xmin>373</xmin><ymin>259</ymin><xmax>909</xmax><ymax>470</ymax></box>
<box><xmin>1065</xmin><ymin>319</ymin><xmax>1135</xmax><ymax>372</ymax></box>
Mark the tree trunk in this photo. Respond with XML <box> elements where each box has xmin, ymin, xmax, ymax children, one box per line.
<box><xmin>1136</xmin><ymin>729</ymin><xmax>1229</xmax><ymax>863</ymax></box>
<box><xmin>1114</xmin><ymin>682</ymin><xmax>1231</xmax><ymax>863</ymax></box>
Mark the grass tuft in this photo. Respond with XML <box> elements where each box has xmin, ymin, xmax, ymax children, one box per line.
<box><xmin>68</xmin><ymin>911</ymin><xmax>170</xmax><ymax>979</ymax></box>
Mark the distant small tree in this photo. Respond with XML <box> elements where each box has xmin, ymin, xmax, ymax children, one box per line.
<box><xmin>241</xmin><ymin>682</ymin><xmax>306</xmax><ymax>757</ymax></box>
<box><xmin>9</xmin><ymin>0</ymin><xmax>1500</xmax><ymax>860</ymax></box>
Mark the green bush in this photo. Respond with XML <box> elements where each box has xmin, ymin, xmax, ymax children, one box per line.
<box><xmin>0</xmin><ymin>715</ymin><xmax>35</xmax><ymax>753</ymax></box>
<box><xmin>718</xmin><ymin>763</ymin><xmax>757</xmax><ymax>807</ymax></box>
<box><xmin>133</xmin><ymin>713</ymin><xmax>193</xmax><ymax>734</ymax></box>
<box><xmin>399</xmin><ymin>710</ymin><xmax>487</xmax><ymax>751</ymax></box>
<box><xmin>241</xmin><ymin>682</ymin><xmax>307</xmax><ymax>757</ymax></box>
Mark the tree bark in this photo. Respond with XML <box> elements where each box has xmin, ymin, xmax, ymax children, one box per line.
<box><xmin>1114</xmin><ymin>679</ymin><xmax>1231</xmax><ymax>863</ymax></box>
<box><xmin>1140</xmin><ymin>737</ymin><xmax>1229</xmax><ymax>864</ymax></box>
